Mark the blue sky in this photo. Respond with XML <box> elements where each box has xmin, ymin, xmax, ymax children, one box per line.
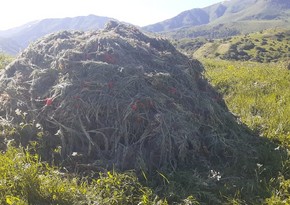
<box><xmin>1</xmin><ymin>0</ymin><xmax>223</xmax><ymax>30</ymax></box>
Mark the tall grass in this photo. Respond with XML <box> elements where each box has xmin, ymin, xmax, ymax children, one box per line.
<box><xmin>0</xmin><ymin>144</ymin><xmax>167</xmax><ymax>205</ymax></box>
<box><xmin>204</xmin><ymin>59</ymin><xmax>290</xmax><ymax>203</ymax></box>
<box><xmin>204</xmin><ymin>59</ymin><xmax>290</xmax><ymax>145</ymax></box>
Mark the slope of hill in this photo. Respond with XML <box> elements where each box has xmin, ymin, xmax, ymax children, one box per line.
<box><xmin>191</xmin><ymin>29</ymin><xmax>290</xmax><ymax>63</ymax></box>
<box><xmin>143</xmin><ymin>9</ymin><xmax>210</xmax><ymax>33</ymax></box>
<box><xmin>0</xmin><ymin>37</ymin><xmax>22</xmax><ymax>55</ymax></box>
<box><xmin>0</xmin><ymin>15</ymin><xmax>115</xmax><ymax>55</ymax></box>
<box><xmin>143</xmin><ymin>0</ymin><xmax>290</xmax><ymax>39</ymax></box>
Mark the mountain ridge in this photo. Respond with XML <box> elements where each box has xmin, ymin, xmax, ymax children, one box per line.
<box><xmin>143</xmin><ymin>0</ymin><xmax>290</xmax><ymax>38</ymax></box>
<box><xmin>0</xmin><ymin>15</ymin><xmax>116</xmax><ymax>55</ymax></box>
<box><xmin>1</xmin><ymin>0</ymin><xmax>290</xmax><ymax>55</ymax></box>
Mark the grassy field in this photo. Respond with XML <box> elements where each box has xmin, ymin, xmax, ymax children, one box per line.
<box><xmin>204</xmin><ymin>59</ymin><xmax>290</xmax><ymax>145</ymax></box>
<box><xmin>204</xmin><ymin>59</ymin><xmax>290</xmax><ymax>204</ymax></box>
<box><xmin>0</xmin><ymin>145</ymin><xmax>170</xmax><ymax>205</ymax></box>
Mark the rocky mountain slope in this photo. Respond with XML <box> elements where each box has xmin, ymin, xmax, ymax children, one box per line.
<box><xmin>143</xmin><ymin>0</ymin><xmax>290</xmax><ymax>38</ymax></box>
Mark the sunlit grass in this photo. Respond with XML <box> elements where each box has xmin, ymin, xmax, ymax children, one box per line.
<box><xmin>204</xmin><ymin>59</ymin><xmax>290</xmax><ymax>145</ymax></box>
<box><xmin>204</xmin><ymin>59</ymin><xmax>290</xmax><ymax>203</ymax></box>
<box><xmin>0</xmin><ymin>144</ymin><xmax>166</xmax><ymax>205</ymax></box>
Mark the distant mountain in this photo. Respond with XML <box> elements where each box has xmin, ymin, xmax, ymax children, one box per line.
<box><xmin>0</xmin><ymin>37</ymin><xmax>21</xmax><ymax>54</ymax></box>
<box><xmin>1</xmin><ymin>0</ymin><xmax>290</xmax><ymax>55</ymax></box>
<box><xmin>143</xmin><ymin>0</ymin><xmax>290</xmax><ymax>38</ymax></box>
<box><xmin>0</xmin><ymin>15</ymin><xmax>115</xmax><ymax>55</ymax></box>
<box><xmin>144</xmin><ymin>9</ymin><xmax>210</xmax><ymax>33</ymax></box>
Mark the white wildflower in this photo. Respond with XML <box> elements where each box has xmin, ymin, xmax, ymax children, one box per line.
<box><xmin>35</xmin><ymin>123</ymin><xmax>42</xmax><ymax>130</ymax></box>
<box><xmin>23</xmin><ymin>163</ymin><xmax>31</xmax><ymax>170</ymax></box>
<box><xmin>15</xmin><ymin>108</ymin><xmax>22</xmax><ymax>116</ymax></box>
<box><xmin>209</xmin><ymin>170</ymin><xmax>221</xmax><ymax>181</ymax></box>
<box><xmin>72</xmin><ymin>152</ymin><xmax>78</xmax><ymax>156</ymax></box>
<box><xmin>257</xmin><ymin>163</ymin><xmax>263</xmax><ymax>169</ymax></box>
<box><xmin>54</xmin><ymin>129</ymin><xmax>61</xmax><ymax>136</ymax></box>
<box><xmin>274</xmin><ymin>146</ymin><xmax>280</xmax><ymax>151</ymax></box>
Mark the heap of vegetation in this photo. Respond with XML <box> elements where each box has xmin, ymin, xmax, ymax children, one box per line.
<box><xmin>0</xmin><ymin>21</ymin><xmax>258</xmax><ymax>174</ymax></box>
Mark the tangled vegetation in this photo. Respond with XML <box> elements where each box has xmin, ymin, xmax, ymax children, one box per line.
<box><xmin>0</xmin><ymin>21</ymin><xmax>259</xmax><ymax>175</ymax></box>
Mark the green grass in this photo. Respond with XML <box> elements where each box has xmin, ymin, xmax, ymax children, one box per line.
<box><xmin>203</xmin><ymin>59</ymin><xmax>290</xmax><ymax>203</ymax></box>
<box><xmin>2</xmin><ymin>142</ymin><xmax>280</xmax><ymax>204</ymax></box>
<box><xmin>0</xmin><ymin>144</ymin><xmax>168</xmax><ymax>205</ymax></box>
<box><xmin>0</xmin><ymin>53</ymin><xmax>13</xmax><ymax>70</ymax></box>
<box><xmin>204</xmin><ymin>59</ymin><xmax>290</xmax><ymax>145</ymax></box>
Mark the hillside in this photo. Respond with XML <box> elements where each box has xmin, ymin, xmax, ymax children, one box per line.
<box><xmin>190</xmin><ymin>29</ymin><xmax>290</xmax><ymax>63</ymax></box>
<box><xmin>0</xmin><ymin>15</ymin><xmax>115</xmax><ymax>55</ymax></box>
<box><xmin>0</xmin><ymin>37</ymin><xmax>21</xmax><ymax>54</ymax></box>
<box><xmin>143</xmin><ymin>0</ymin><xmax>290</xmax><ymax>39</ymax></box>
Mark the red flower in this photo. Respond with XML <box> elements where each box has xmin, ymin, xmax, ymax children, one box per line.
<box><xmin>131</xmin><ymin>104</ymin><xmax>138</xmax><ymax>111</ymax></box>
<box><xmin>108</xmin><ymin>81</ymin><xmax>114</xmax><ymax>89</ymax></box>
<box><xmin>169</xmin><ymin>87</ymin><xmax>177</xmax><ymax>94</ymax></box>
<box><xmin>103</xmin><ymin>53</ymin><xmax>117</xmax><ymax>64</ymax></box>
<box><xmin>45</xmin><ymin>98</ymin><xmax>53</xmax><ymax>106</ymax></box>
<box><xmin>149</xmin><ymin>100</ymin><xmax>154</xmax><ymax>107</ymax></box>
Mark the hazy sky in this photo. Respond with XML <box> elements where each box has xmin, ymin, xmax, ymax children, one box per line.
<box><xmin>1</xmin><ymin>0</ymin><xmax>222</xmax><ymax>30</ymax></box>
